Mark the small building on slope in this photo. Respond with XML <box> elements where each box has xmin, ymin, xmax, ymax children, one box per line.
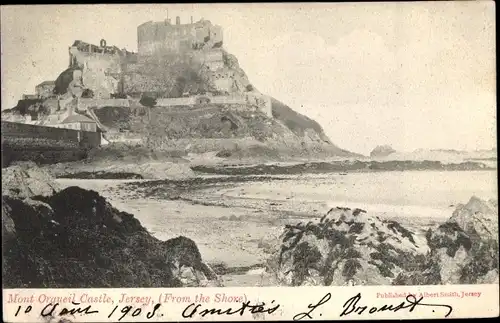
<box><xmin>60</xmin><ymin>114</ymin><xmax>98</xmax><ymax>132</ymax></box>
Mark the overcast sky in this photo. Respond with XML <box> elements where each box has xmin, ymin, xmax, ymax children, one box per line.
<box><xmin>1</xmin><ymin>3</ymin><xmax>496</xmax><ymax>155</ymax></box>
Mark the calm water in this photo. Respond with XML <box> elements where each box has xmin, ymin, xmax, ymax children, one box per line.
<box><xmin>222</xmin><ymin>170</ymin><xmax>498</xmax><ymax>219</ymax></box>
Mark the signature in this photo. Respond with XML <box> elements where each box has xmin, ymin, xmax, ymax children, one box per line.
<box><xmin>293</xmin><ymin>292</ymin><xmax>453</xmax><ymax>320</ymax></box>
<box><xmin>293</xmin><ymin>293</ymin><xmax>332</xmax><ymax>320</ymax></box>
<box><xmin>182</xmin><ymin>300</ymin><xmax>280</xmax><ymax>318</ymax></box>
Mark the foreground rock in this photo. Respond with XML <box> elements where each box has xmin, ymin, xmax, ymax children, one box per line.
<box><xmin>268</xmin><ymin>197</ymin><xmax>499</xmax><ymax>286</ymax></box>
<box><xmin>3</xmin><ymin>186</ymin><xmax>220</xmax><ymax>288</ymax></box>
<box><xmin>266</xmin><ymin>207</ymin><xmax>428</xmax><ymax>286</ymax></box>
<box><xmin>395</xmin><ymin>197</ymin><xmax>499</xmax><ymax>285</ymax></box>
<box><xmin>2</xmin><ymin>161</ymin><xmax>60</xmax><ymax>198</ymax></box>
<box><xmin>2</xmin><ymin>165</ymin><xmax>219</xmax><ymax>288</ymax></box>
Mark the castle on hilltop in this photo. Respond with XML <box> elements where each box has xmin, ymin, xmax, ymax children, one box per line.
<box><xmin>63</xmin><ymin>15</ymin><xmax>227</xmax><ymax>98</ymax></box>
<box><xmin>15</xmin><ymin>15</ymin><xmax>272</xmax><ymax>127</ymax></box>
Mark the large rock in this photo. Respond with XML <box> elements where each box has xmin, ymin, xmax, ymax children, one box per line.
<box><xmin>2</xmin><ymin>186</ymin><xmax>220</xmax><ymax>288</ymax></box>
<box><xmin>370</xmin><ymin>145</ymin><xmax>396</xmax><ymax>158</ymax></box>
<box><xmin>2</xmin><ymin>162</ymin><xmax>60</xmax><ymax>198</ymax></box>
<box><xmin>394</xmin><ymin>196</ymin><xmax>499</xmax><ymax>285</ymax></box>
<box><xmin>448</xmin><ymin>196</ymin><xmax>498</xmax><ymax>240</ymax></box>
<box><xmin>267</xmin><ymin>207</ymin><xmax>428</xmax><ymax>286</ymax></box>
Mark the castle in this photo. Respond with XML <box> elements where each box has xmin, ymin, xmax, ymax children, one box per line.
<box><xmin>137</xmin><ymin>16</ymin><xmax>223</xmax><ymax>56</ymax></box>
<box><xmin>62</xmin><ymin>15</ymin><xmax>229</xmax><ymax>99</ymax></box>
<box><xmin>17</xmin><ymin>15</ymin><xmax>272</xmax><ymax>128</ymax></box>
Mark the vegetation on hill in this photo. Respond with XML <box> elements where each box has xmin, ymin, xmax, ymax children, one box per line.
<box><xmin>270</xmin><ymin>98</ymin><xmax>329</xmax><ymax>141</ymax></box>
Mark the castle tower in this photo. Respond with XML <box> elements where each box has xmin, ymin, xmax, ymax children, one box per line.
<box><xmin>176</xmin><ymin>16</ymin><xmax>180</xmax><ymax>25</ymax></box>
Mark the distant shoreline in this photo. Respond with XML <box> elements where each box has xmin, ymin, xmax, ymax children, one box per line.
<box><xmin>190</xmin><ymin>159</ymin><xmax>495</xmax><ymax>176</ymax></box>
<box><xmin>51</xmin><ymin>159</ymin><xmax>496</xmax><ymax>180</ymax></box>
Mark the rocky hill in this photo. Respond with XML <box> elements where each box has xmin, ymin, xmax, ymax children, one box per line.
<box><xmin>1</xmin><ymin>20</ymin><xmax>357</xmax><ymax>161</ymax></box>
<box><xmin>92</xmin><ymin>99</ymin><xmax>351</xmax><ymax>159</ymax></box>
<box><xmin>85</xmin><ymin>47</ymin><xmax>352</xmax><ymax>159</ymax></box>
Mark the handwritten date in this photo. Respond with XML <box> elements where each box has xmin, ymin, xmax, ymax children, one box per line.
<box><xmin>14</xmin><ymin>302</ymin><xmax>162</xmax><ymax>321</ymax></box>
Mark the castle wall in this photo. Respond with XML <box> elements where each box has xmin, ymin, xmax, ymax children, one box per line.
<box><xmin>70</xmin><ymin>47</ymin><xmax>122</xmax><ymax>74</ymax></box>
<box><xmin>2</xmin><ymin>121</ymin><xmax>86</xmax><ymax>143</ymax></box>
<box><xmin>1</xmin><ymin>121</ymin><xmax>101</xmax><ymax>166</ymax></box>
<box><xmin>192</xmin><ymin>49</ymin><xmax>224</xmax><ymax>71</ymax></box>
<box><xmin>156</xmin><ymin>95</ymin><xmax>247</xmax><ymax>107</ymax></box>
<box><xmin>2</xmin><ymin>139</ymin><xmax>88</xmax><ymax>166</ymax></box>
<box><xmin>210</xmin><ymin>94</ymin><xmax>246</xmax><ymax>105</ymax></box>
<box><xmin>137</xmin><ymin>21</ymin><xmax>197</xmax><ymax>56</ymax></box>
<box><xmin>70</xmin><ymin>47</ymin><xmax>122</xmax><ymax>98</ymax></box>
<box><xmin>156</xmin><ymin>97</ymin><xmax>196</xmax><ymax>106</ymax></box>
<box><xmin>137</xmin><ymin>19</ymin><xmax>223</xmax><ymax>57</ymax></box>
<box><xmin>76</xmin><ymin>98</ymin><xmax>130</xmax><ymax>112</ymax></box>
<box><xmin>154</xmin><ymin>94</ymin><xmax>272</xmax><ymax>117</ymax></box>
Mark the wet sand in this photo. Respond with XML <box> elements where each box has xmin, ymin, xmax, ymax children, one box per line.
<box><xmin>57</xmin><ymin>178</ymin><xmax>287</xmax><ymax>286</ymax></box>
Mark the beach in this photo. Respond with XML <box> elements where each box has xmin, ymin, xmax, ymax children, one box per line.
<box><xmin>56</xmin><ymin>169</ymin><xmax>497</xmax><ymax>286</ymax></box>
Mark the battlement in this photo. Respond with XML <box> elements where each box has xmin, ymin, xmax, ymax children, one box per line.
<box><xmin>69</xmin><ymin>40</ymin><xmax>137</xmax><ymax>68</ymax></box>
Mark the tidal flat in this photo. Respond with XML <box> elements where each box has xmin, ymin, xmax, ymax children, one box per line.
<box><xmin>56</xmin><ymin>169</ymin><xmax>497</xmax><ymax>286</ymax></box>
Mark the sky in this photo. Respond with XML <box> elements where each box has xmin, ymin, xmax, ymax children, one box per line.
<box><xmin>1</xmin><ymin>2</ymin><xmax>496</xmax><ymax>155</ymax></box>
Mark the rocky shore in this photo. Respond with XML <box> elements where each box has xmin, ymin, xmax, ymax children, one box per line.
<box><xmin>36</xmin><ymin>156</ymin><xmax>494</xmax><ymax>182</ymax></box>
<box><xmin>2</xmin><ymin>164</ymin><xmax>220</xmax><ymax>288</ymax></box>
<box><xmin>265</xmin><ymin>197</ymin><xmax>498</xmax><ymax>286</ymax></box>
<box><xmin>192</xmin><ymin>159</ymin><xmax>493</xmax><ymax>176</ymax></box>
<box><xmin>2</xmin><ymin>163</ymin><xmax>497</xmax><ymax>288</ymax></box>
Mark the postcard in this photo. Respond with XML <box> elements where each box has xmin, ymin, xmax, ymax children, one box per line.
<box><xmin>1</xmin><ymin>2</ymin><xmax>498</xmax><ymax>322</ymax></box>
